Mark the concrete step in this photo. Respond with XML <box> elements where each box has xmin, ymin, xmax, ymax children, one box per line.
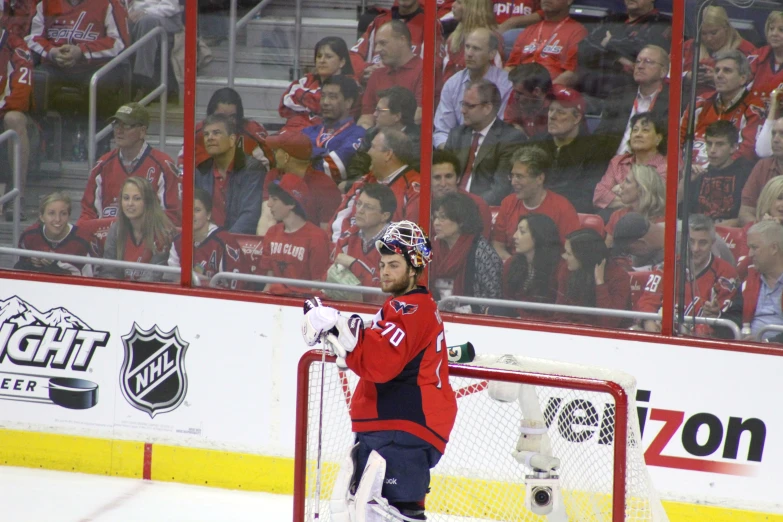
<box><xmin>246</xmin><ymin>16</ymin><xmax>358</xmax><ymax>54</ymax></box>
<box><xmin>197</xmin><ymin>77</ymin><xmax>288</xmax><ymax>125</ymax></box>
<box><xmin>199</xmin><ymin>46</ymin><xmax>309</xmax><ymax>81</ymax></box>
<box><xmin>259</xmin><ymin>0</ymin><xmax>361</xmax><ymax>19</ymax></box>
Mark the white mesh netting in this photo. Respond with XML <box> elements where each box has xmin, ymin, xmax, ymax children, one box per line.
<box><xmin>298</xmin><ymin>353</ymin><xmax>669</xmax><ymax>522</ymax></box>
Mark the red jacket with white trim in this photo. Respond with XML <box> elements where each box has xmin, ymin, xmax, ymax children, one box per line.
<box><xmin>0</xmin><ymin>31</ymin><xmax>33</xmax><ymax>117</ymax></box>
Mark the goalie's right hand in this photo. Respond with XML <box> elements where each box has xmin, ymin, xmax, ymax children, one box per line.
<box><xmin>302</xmin><ymin>306</ymin><xmax>340</xmax><ymax>347</ymax></box>
<box><xmin>325</xmin><ymin>314</ymin><xmax>363</xmax><ymax>358</ymax></box>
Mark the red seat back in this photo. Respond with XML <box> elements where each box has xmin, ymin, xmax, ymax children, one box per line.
<box><xmin>715</xmin><ymin>225</ymin><xmax>747</xmax><ymax>264</ymax></box>
<box><xmin>578</xmin><ymin>213</ymin><xmax>605</xmax><ymax>238</ymax></box>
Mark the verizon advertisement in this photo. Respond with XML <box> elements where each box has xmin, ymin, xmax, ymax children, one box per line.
<box><xmin>0</xmin><ymin>278</ymin><xmax>779</xmax><ymax>511</ymax></box>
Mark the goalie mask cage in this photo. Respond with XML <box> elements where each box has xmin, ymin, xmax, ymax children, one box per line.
<box><xmin>293</xmin><ymin>350</ymin><xmax>669</xmax><ymax>522</ymax></box>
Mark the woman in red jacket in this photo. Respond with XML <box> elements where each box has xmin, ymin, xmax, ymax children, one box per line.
<box><xmin>555</xmin><ymin>228</ymin><xmax>631</xmax><ymax>328</ymax></box>
<box><xmin>497</xmin><ymin>213</ymin><xmax>562</xmax><ymax>319</ymax></box>
<box><xmin>278</xmin><ymin>37</ymin><xmax>356</xmax><ymax>132</ymax></box>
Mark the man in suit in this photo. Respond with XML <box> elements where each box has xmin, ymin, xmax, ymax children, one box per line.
<box><xmin>594</xmin><ymin>44</ymin><xmax>670</xmax><ymax>155</ymax></box>
<box><xmin>444</xmin><ymin>79</ymin><xmax>527</xmax><ymax>206</ymax></box>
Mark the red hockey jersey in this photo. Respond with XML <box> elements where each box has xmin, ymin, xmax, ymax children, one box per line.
<box><xmin>0</xmin><ymin>31</ymin><xmax>32</xmax><ymax>117</ymax></box>
<box><xmin>16</xmin><ymin>222</ymin><xmax>94</xmax><ymax>276</ymax></box>
<box><xmin>491</xmin><ymin>190</ymin><xmax>580</xmax><ymax>249</ymax></box>
<box><xmin>169</xmin><ymin>224</ymin><xmax>248</xmax><ymax>289</ymax></box>
<box><xmin>261</xmin><ymin>221</ymin><xmax>330</xmax><ymax>295</ymax></box>
<box><xmin>330</xmin><ymin>167</ymin><xmax>421</xmax><ymax>243</ymax></box>
<box><xmin>681</xmin><ymin>89</ymin><xmax>764</xmax><ymax>164</ymax></box>
<box><xmin>349</xmin><ymin>6</ymin><xmax>444</xmax><ymax>79</ymax></box>
<box><xmin>506</xmin><ymin>16</ymin><xmax>587</xmax><ymax>82</ymax></box>
<box><xmin>181</xmin><ymin>119</ymin><xmax>271</xmax><ymax>170</ymax></box>
<box><xmin>635</xmin><ymin>256</ymin><xmax>738</xmax><ymax>320</ymax></box>
<box><xmin>332</xmin><ymin>225</ymin><xmax>385</xmax><ymax>289</ymax></box>
<box><xmin>79</xmin><ymin>144</ymin><xmax>182</xmax><ymax>225</ymax></box>
<box><xmin>25</xmin><ymin>0</ymin><xmax>130</xmax><ymax>72</ymax></box>
<box><xmin>749</xmin><ymin>45</ymin><xmax>783</xmax><ymax>106</ymax></box>
<box><xmin>346</xmin><ymin>287</ymin><xmax>457</xmax><ymax>453</ymax></box>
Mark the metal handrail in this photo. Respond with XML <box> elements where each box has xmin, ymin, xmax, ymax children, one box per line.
<box><xmin>439</xmin><ymin>295</ymin><xmax>741</xmax><ymax>339</ymax></box>
<box><xmin>756</xmin><ymin>325</ymin><xmax>783</xmax><ymax>342</ymax></box>
<box><xmin>228</xmin><ymin>0</ymin><xmax>276</xmax><ymax>88</ymax></box>
<box><xmin>0</xmin><ymin>246</ymin><xmax>180</xmax><ymax>277</ymax></box>
<box><xmin>0</xmin><ymin>130</ymin><xmax>21</xmax><ymax>247</ymax></box>
<box><xmin>89</xmin><ymin>26</ymin><xmax>169</xmax><ymax>169</ymax></box>
<box><xmin>210</xmin><ymin>272</ymin><xmax>385</xmax><ymax>294</ymax></box>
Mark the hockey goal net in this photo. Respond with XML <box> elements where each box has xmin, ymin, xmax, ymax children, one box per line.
<box><xmin>293</xmin><ymin>350</ymin><xmax>668</xmax><ymax>522</ymax></box>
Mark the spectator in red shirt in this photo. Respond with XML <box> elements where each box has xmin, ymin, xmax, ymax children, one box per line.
<box><xmin>432</xmin><ymin>191</ymin><xmax>502</xmax><ymax>313</ymax></box>
<box><xmin>262</xmin><ymin>174</ymin><xmax>331</xmax><ymax>296</ymax></box>
<box><xmin>605</xmin><ymin>164</ymin><xmax>665</xmax><ymax>247</ymax></box>
<box><xmin>279</xmin><ymin>37</ymin><xmax>356</xmax><ymax>133</ymax></box>
<box><xmin>492</xmin><ymin>144</ymin><xmax>579</xmax><ymax>260</ymax></box>
<box><xmin>256</xmin><ymin>132</ymin><xmax>341</xmax><ymax>235</ymax></box>
<box><xmin>16</xmin><ymin>191</ymin><xmax>95</xmax><ymax>276</ymax></box>
<box><xmin>683</xmin><ymin>6</ymin><xmax>757</xmax><ymax>97</ymax></box>
<box><xmin>80</xmin><ymin>103</ymin><xmax>181</xmax><ymax>226</ymax></box>
<box><xmin>504</xmin><ymin>0</ymin><xmax>586</xmax><ymax>88</ymax></box>
<box><xmin>194</xmin><ymin>114</ymin><xmax>266</xmax><ymax>234</ymax></box>
<box><xmin>0</xmin><ymin>25</ymin><xmax>32</xmax><ymax>217</ymax></box>
<box><xmin>503</xmin><ymin>62</ymin><xmax>552</xmax><ymax>139</ymax></box>
<box><xmin>168</xmin><ymin>188</ymin><xmax>247</xmax><ymax>289</ymax></box>
<box><xmin>681</xmin><ymin>49</ymin><xmax>764</xmax><ymax>166</ymax></box>
<box><xmin>97</xmin><ymin>177</ymin><xmax>174</xmax><ymax>282</ymax></box>
<box><xmin>749</xmin><ymin>12</ymin><xmax>783</xmax><ymax>106</ymax></box>
<box><xmin>494</xmin><ymin>213</ymin><xmax>561</xmax><ymax>319</ymax></box>
<box><xmin>740</xmin><ymin>118</ymin><xmax>783</xmax><ymax>226</ymax></box>
<box><xmin>431</xmin><ymin>149</ymin><xmax>492</xmax><ymax>238</ymax></box>
<box><xmin>556</xmin><ymin>228</ymin><xmax>631</xmax><ymax>328</ymax></box>
<box><xmin>359</xmin><ymin>20</ymin><xmax>424</xmax><ymax>128</ymax></box>
<box><xmin>351</xmin><ymin>0</ymin><xmax>442</xmax><ymax>82</ymax></box>
<box><xmin>183</xmin><ymin>88</ymin><xmax>271</xmax><ymax>171</ymax></box>
<box><xmin>594</xmin><ymin>112</ymin><xmax>666</xmax><ymax>219</ymax></box>
<box><xmin>331</xmin><ymin>183</ymin><xmax>397</xmax><ymax>299</ymax></box>
<box><xmin>495</xmin><ymin>0</ymin><xmax>543</xmax><ymax>54</ymax></box>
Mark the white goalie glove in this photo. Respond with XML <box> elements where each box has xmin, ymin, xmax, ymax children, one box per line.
<box><xmin>301</xmin><ymin>302</ymin><xmax>340</xmax><ymax>347</ymax></box>
<box><xmin>325</xmin><ymin>314</ymin><xmax>363</xmax><ymax>358</ymax></box>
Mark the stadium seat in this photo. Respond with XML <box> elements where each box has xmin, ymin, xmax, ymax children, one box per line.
<box><xmin>628</xmin><ymin>270</ymin><xmax>652</xmax><ymax>308</ymax></box>
<box><xmin>578</xmin><ymin>213</ymin><xmax>605</xmax><ymax>238</ymax></box>
<box><xmin>715</xmin><ymin>225</ymin><xmax>748</xmax><ymax>264</ymax></box>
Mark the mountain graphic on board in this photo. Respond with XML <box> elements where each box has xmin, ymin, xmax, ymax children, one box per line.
<box><xmin>0</xmin><ymin>296</ymin><xmax>92</xmax><ymax>329</ymax></box>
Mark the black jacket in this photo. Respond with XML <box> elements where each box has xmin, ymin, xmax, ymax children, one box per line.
<box><xmin>195</xmin><ymin>148</ymin><xmax>265</xmax><ymax>234</ymax></box>
<box><xmin>594</xmin><ymin>84</ymin><xmax>670</xmax><ymax>154</ymax></box>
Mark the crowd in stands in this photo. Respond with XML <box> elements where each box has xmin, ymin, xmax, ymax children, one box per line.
<box><xmin>11</xmin><ymin>0</ymin><xmax>783</xmax><ymax>343</ymax></box>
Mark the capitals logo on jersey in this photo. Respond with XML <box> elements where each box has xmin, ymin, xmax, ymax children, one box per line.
<box><xmin>47</xmin><ymin>12</ymin><xmax>100</xmax><ymax>42</ymax></box>
<box><xmin>391</xmin><ymin>300</ymin><xmax>418</xmax><ymax>315</ymax></box>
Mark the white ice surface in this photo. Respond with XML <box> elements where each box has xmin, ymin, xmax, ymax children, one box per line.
<box><xmin>0</xmin><ymin>466</ymin><xmax>293</xmax><ymax>522</ymax></box>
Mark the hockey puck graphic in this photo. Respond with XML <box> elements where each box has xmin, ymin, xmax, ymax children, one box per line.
<box><xmin>47</xmin><ymin>378</ymin><xmax>99</xmax><ymax>409</ymax></box>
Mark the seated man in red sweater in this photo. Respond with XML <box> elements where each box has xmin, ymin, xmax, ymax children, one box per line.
<box><xmin>492</xmin><ymin>145</ymin><xmax>579</xmax><ymax>261</ymax></box>
<box><xmin>331</xmin><ymin>183</ymin><xmax>397</xmax><ymax>301</ymax></box>
<box><xmin>261</xmin><ymin>174</ymin><xmax>330</xmax><ymax>296</ymax></box>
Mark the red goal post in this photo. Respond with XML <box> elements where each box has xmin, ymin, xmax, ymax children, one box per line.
<box><xmin>293</xmin><ymin>350</ymin><xmax>666</xmax><ymax>522</ymax></box>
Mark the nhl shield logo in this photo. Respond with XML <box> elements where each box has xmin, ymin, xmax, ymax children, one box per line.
<box><xmin>120</xmin><ymin>323</ymin><xmax>189</xmax><ymax>418</ymax></box>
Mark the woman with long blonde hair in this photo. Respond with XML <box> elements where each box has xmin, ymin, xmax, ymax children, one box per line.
<box><xmin>98</xmin><ymin>177</ymin><xmax>175</xmax><ymax>281</ymax></box>
<box><xmin>605</xmin><ymin>164</ymin><xmax>666</xmax><ymax>248</ymax></box>
<box><xmin>684</xmin><ymin>6</ymin><xmax>757</xmax><ymax>94</ymax></box>
<box><xmin>443</xmin><ymin>0</ymin><xmax>504</xmax><ymax>81</ymax></box>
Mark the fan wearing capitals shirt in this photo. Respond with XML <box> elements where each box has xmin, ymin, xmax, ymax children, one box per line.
<box><xmin>260</xmin><ymin>173</ymin><xmax>330</xmax><ymax>296</ymax></box>
<box><xmin>168</xmin><ymin>189</ymin><xmax>248</xmax><ymax>289</ymax></box>
<box><xmin>302</xmin><ymin>221</ymin><xmax>456</xmax><ymax>521</ymax></box>
<box><xmin>25</xmin><ymin>0</ymin><xmax>130</xmax><ymax>114</ymax></box>
<box><xmin>79</xmin><ymin>103</ymin><xmax>181</xmax><ymax>226</ymax></box>
<box><xmin>302</xmin><ymin>75</ymin><xmax>366</xmax><ymax>184</ymax></box>
<box><xmin>504</xmin><ymin>0</ymin><xmax>586</xmax><ymax>88</ymax></box>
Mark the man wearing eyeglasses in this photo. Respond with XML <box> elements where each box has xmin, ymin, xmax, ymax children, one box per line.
<box><xmin>595</xmin><ymin>44</ymin><xmax>670</xmax><ymax>155</ymax></box>
<box><xmin>577</xmin><ymin>0</ymin><xmax>671</xmax><ymax>100</ymax></box>
<box><xmin>79</xmin><ymin>103</ymin><xmax>181</xmax><ymax>225</ymax></box>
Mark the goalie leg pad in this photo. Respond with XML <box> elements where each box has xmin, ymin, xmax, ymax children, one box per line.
<box><xmin>330</xmin><ymin>443</ymin><xmax>360</xmax><ymax>522</ymax></box>
<box><xmin>355</xmin><ymin>451</ymin><xmax>387</xmax><ymax>522</ymax></box>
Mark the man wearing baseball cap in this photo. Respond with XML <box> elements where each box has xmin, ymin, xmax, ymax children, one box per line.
<box><xmin>261</xmin><ymin>173</ymin><xmax>331</xmax><ymax>295</ymax></box>
<box><xmin>79</xmin><ymin>103</ymin><xmax>181</xmax><ymax>225</ymax></box>
<box><xmin>539</xmin><ymin>86</ymin><xmax>613</xmax><ymax>213</ymax></box>
<box><xmin>256</xmin><ymin>132</ymin><xmax>341</xmax><ymax>236</ymax></box>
